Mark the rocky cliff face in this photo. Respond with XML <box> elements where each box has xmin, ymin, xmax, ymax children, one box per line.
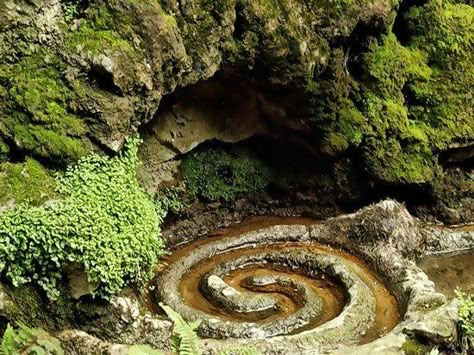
<box><xmin>0</xmin><ymin>0</ymin><xmax>472</xmax><ymax>219</ymax></box>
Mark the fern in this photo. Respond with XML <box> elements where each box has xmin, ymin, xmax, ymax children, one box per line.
<box><xmin>160</xmin><ymin>303</ymin><xmax>201</xmax><ymax>355</ymax></box>
<box><xmin>1</xmin><ymin>322</ymin><xmax>63</xmax><ymax>355</ymax></box>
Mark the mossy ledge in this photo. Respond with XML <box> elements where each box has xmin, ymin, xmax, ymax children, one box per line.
<box><xmin>1</xmin><ymin>0</ymin><xmax>471</xmax><ymax>216</ymax></box>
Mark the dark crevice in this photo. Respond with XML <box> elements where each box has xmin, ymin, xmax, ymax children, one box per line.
<box><xmin>232</xmin><ymin>2</ymin><xmax>247</xmax><ymax>41</ymax></box>
<box><xmin>0</xmin><ymin>137</ymin><xmax>27</xmax><ymax>164</ymax></box>
<box><xmin>439</xmin><ymin>147</ymin><xmax>474</xmax><ymax>169</ymax></box>
<box><xmin>345</xmin><ymin>21</ymin><xmax>385</xmax><ymax>81</ymax></box>
<box><xmin>401</xmin><ymin>82</ymin><xmax>420</xmax><ymax>107</ymax></box>
<box><xmin>393</xmin><ymin>0</ymin><xmax>428</xmax><ymax>45</ymax></box>
<box><xmin>176</xmin><ymin>0</ymin><xmax>186</xmax><ymax>18</ymax></box>
<box><xmin>88</xmin><ymin>66</ymin><xmax>122</xmax><ymax>96</ymax></box>
<box><xmin>368</xmin><ymin>180</ymin><xmax>435</xmax><ymax>208</ymax></box>
<box><xmin>0</xmin><ymin>315</ymin><xmax>8</xmax><ymax>338</ymax></box>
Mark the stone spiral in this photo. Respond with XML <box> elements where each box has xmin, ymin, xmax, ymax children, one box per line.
<box><xmin>151</xmin><ymin>224</ymin><xmax>398</xmax><ymax>351</ymax></box>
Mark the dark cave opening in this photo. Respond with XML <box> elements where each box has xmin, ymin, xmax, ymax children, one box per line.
<box><xmin>141</xmin><ymin>70</ymin><xmax>472</xmax><ymax>224</ymax></box>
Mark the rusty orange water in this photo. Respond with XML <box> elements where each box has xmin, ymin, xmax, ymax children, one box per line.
<box><xmin>150</xmin><ymin>216</ymin><xmax>399</xmax><ymax>343</ymax></box>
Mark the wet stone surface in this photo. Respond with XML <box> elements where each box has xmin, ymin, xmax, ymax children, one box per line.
<box><xmin>418</xmin><ymin>250</ymin><xmax>474</xmax><ymax>297</ymax></box>
<box><xmin>146</xmin><ymin>201</ymin><xmax>471</xmax><ymax>354</ymax></box>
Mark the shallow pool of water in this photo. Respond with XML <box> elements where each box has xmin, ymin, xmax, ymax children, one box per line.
<box><xmin>418</xmin><ymin>249</ymin><xmax>474</xmax><ymax>297</ymax></box>
<box><xmin>151</xmin><ymin>216</ymin><xmax>399</xmax><ymax>343</ymax></box>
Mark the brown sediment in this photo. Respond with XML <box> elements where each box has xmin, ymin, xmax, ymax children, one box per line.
<box><xmin>418</xmin><ymin>250</ymin><xmax>474</xmax><ymax>297</ymax></box>
<box><xmin>150</xmin><ymin>216</ymin><xmax>399</xmax><ymax>343</ymax></box>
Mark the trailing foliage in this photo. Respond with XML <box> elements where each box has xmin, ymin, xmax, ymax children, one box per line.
<box><xmin>456</xmin><ymin>289</ymin><xmax>474</xmax><ymax>352</ymax></box>
<box><xmin>180</xmin><ymin>146</ymin><xmax>272</xmax><ymax>202</ymax></box>
<box><xmin>0</xmin><ymin>137</ymin><xmax>164</xmax><ymax>299</ymax></box>
<box><xmin>0</xmin><ymin>322</ymin><xmax>63</xmax><ymax>355</ymax></box>
<box><xmin>160</xmin><ymin>303</ymin><xmax>201</xmax><ymax>355</ymax></box>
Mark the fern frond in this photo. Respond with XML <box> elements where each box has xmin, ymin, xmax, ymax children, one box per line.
<box><xmin>160</xmin><ymin>303</ymin><xmax>201</xmax><ymax>355</ymax></box>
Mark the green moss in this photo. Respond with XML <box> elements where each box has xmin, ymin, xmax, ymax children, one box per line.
<box><xmin>180</xmin><ymin>146</ymin><xmax>272</xmax><ymax>202</ymax></box>
<box><xmin>406</xmin><ymin>0</ymin><xmax>474</xmax><ymax>149</ymax></box>
<box><xmin>4</xmin><ymin>121</ymin><xmax>87</xmax><ymax>163</ymax></box>
<box><xmin>3</xmin><ymin>285</ymin><xmax>62</xmax><ymax>330</ymax></box>
<box><xmin>402</xmin><ymin>339</ymin><xmax>432</xmax><ymax>355</ymax></box>
<box><xmin>225</xmin><ymin>0</ymin><xmax>331</xmax><ymax>85</ymax></box>
<box><xmin>354</xmin><ymin>1</ymin><xmax>474</xmax><ymax>184</ymax></box>
<box><xmin>364</xmin><ymin>138</ymin><xmax>437</xmax><ymax>183</ymax></box>
<box><xmin>324</xmin><ymin>132</ymin><xmax>350</xmax><ymax>153</ymax></box>
<box><xmin>302</xmin><ymin>0</ymin><xmax>473</xmax><ymax>184</ymax></box>
<box><xmin>364</xmin><ymin>94</ymin><xmax>410</xmax><ymax>137</ymax></box>
<box><xmin>337</xmin><ymin>106</ymin><xmax>366</xmax><ymax>146</ymax></box>
<box><xmin>0</xmin><ymin>51</ymin><xmax>88</xmax><ymax>163</ymax></box>
<box><xmin>363</xmin><ymin>33</ymin><xmax>431</xmax><ymax>97</ymax></box>
<box><xmin>0</xmin><ymin>159</ymin><xmax>57</xmax><ymax>206</ymax></box>
<box><xmin>67</xmin><ymin>23</ymin><xmax>136</xmax><ymax>57</ymax></box>
<box><xmin>65</xmin><ymin>3</ymin><xmax>142</xmax><ymax>58</ymax></box>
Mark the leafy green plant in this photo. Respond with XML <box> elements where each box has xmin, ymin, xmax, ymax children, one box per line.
<box><xmin>1</xmin><ymin>322</ymin><xmax>63</xmax><ymax>355</ymax></box>
<box><xmin>160</xmin><ymin>303</ymin><xmax>201</xmax><ymax>355</ymax></box>
<box><xmin>0</xmin><ymin>137</ymin><xmax>165</xmax><ymax>299</ymax></box>
<box><xmin>456</xmin><ymin>289</ymin><xmax>474</xmax><ymax>353</ymax></box>
<box><xmin>180</xmin><ymin>146</ymin><xmax>271</xmax><ymax>202</ymax></box>
<box><xmin>155</xmin><ymin>185</ymin><xmax>188</xmax><ymax>222</ymax></box>
<box><xmin>62</xmin><ymin>1</ymin><xmax>78</xmax><ymax>22</ymax></box>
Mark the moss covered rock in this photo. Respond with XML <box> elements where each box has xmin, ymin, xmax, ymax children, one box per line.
<box><xmin>0</xmin><ymin>158</ymin><xmax>57</xmax><ymax>207</ymax></box>
<box><xmin>0</xmin><ymin>0</ymin><xmax>471</xmax><ymax>206</ymax></box>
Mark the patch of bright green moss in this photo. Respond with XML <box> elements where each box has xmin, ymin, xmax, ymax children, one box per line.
<box><xmin>65</xmin><ymin>4</ymin><xmax>140</xmax><ymax>58</ymax></box>
<box><xmin>0</xmin><ymin>159</ymin><xmax>57</xmax><ymax>206</ymax></box>
<box><xmin>4</xmin><ymin>121</ymin><xmax>87</xmax><ymax>163</ymax></box>
<box><xmin>364</xmin><ymin>138</ymin><xmax>437</xmax><ymax>183</ymax></box>
<box><xmin>406</xmin><ymin>0</ymin><xmax>474</xmax><ymax>149</ymax></box>
<box><xmin>305</xmin><ymin>0</ymin><xmax>472</xmax><ymax>184</ymax></box>
<box><xmin>363</xmin><ymin>33</ymin><xmax>431</xmax><ymax>97</ymax></box>
<box><xmin>0</xmin><ymin>51</ymin><xmax>88</xmax><ymax>163</ymax></box>
<box><xmin>67</xmin><ymin>23</ymin><xmax>136</xmax><ymax>56</ymax></box>
<box><xmin>356</xmin><ymin>0</ymin><xmax>473</xmax><ymax>184</ymax></box>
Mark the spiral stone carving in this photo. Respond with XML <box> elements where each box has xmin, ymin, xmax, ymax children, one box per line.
<box><xmin>151</xmin><ymin>201</ymin><xmax>469</xmax><ymax>354</ymax></box>
<box><xmin>152</xmin><ymin>225</ymin><xmax>398</xmax><ymax>352</ymax></box>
